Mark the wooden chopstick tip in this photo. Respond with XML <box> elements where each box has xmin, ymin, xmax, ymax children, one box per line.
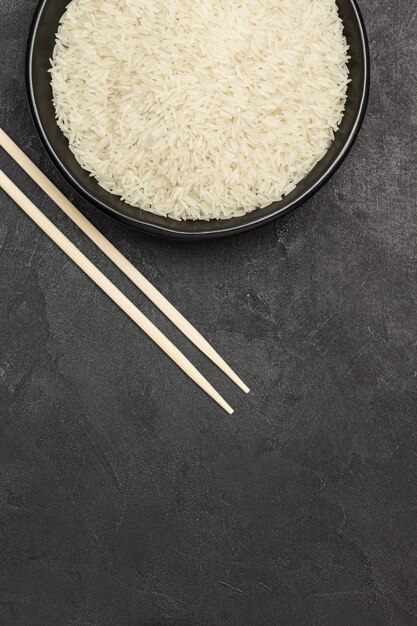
<box><xmin>217</xmin><ymin>395</ymin><xmax>234</xmax><ymax>415</ymax></box>
<box><xmin>224</xmin><ymin>365</ymin><xmax>250</xmax><ymax>394</ymax></box>
<box><xmin>236</xmin><ymin>378</ymin><xmax>250</xmax><ymax>394</ymax></box>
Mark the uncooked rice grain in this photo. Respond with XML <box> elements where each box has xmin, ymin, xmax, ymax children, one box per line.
<box><xmin>51</xmin><ymin>0</ymin><xmax>350</xmax><ymax>221</ymax></box>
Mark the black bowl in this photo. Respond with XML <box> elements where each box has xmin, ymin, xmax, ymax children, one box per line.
<box><xmin>27</xmin><ymin>0</ymin><xmax>369</xmax><ymax>240</ymax></box>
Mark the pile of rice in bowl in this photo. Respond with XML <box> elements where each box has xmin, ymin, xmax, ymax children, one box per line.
<box><xmin>50</xmin><ymin>0</ymin><xmax>350</xmax><ymax>221</ymax></box>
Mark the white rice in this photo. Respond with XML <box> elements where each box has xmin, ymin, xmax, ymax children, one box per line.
<box><xmin>50</xmin><ymin>0</ymin><xmax>350</xmax><ymax>221</ymax></box>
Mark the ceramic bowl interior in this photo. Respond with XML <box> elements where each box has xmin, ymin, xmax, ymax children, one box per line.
<box><xmin>27</xmin><ymin>0</ymin><xmax>369</xmax><ymax>239</ymax></box>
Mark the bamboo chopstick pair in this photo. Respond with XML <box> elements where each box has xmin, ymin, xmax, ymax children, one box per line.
<box><xmin>0</xmin><ymin>128</ymin><xmax>249</xmax><ymax>414</ymax></box>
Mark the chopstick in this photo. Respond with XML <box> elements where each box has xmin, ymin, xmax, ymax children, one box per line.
<box><xmin>0</xmin><ymin>128</ymin><xmax>249</xmax><ymax>395</ymax></box>
<box><xmin>0</xmin><ymin>170</ymin><xmax>234</xmax><ymax>415</ymax></box>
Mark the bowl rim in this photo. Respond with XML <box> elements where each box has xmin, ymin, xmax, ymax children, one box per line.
<box><xmin>26</xmin><ymin>0</ymin><xmax>370</xmax><ymax>240</ymax></box>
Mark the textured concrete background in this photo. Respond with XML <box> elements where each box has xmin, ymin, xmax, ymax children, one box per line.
<box><xmin>1</xmin><ymin>1</ymin><xmax>417</xmax><ymax>625</ymax></box>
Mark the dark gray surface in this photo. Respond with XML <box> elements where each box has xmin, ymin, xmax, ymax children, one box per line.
<box><xmin>1</xmin><ymin>1</ymin><xmax>416</xmax><ymax>625</ymax></box>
